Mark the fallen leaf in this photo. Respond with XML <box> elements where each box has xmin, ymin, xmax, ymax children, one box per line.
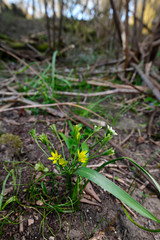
<box><xmin>80</xmin><ymin>197</ymin><xmax>101</xmax><ymax>206</ymax></box>
<box><xmin>84</xmin><ymin>182</ymin><xmax>101</xmax><ymax>203</ymax></box>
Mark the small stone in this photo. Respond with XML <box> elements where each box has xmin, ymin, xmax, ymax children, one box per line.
<box><xmin>36</xmin><ymin>200</ymin><xmax>44</xmax><ymax>206</ymax></box>
<box><xmin>49</xmin><ymin>237</ymin><xmax>55</xmax><ymax>240</ymax></box>
<box><xmin>28</xmin><ymin>218</ymin><xmax>34</xmax><ymax>226</ymax></box>
<box><xmin>34</xmin><ymin>215</ymin><xmax>39</xmax><ymax>220</ymax></box>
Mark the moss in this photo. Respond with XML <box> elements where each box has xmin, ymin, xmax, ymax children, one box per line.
<box><xmin>7</xmin><ymin>41</ymin><xmax>26</xmax><ymax>49</ymax></box>
<box><xmin>36</xmin><ymin>43</ymin><xmax>48</xmax><ymax>52</ymax></box>
<box><xmin>0</xmin><ymin>133</ymin><xmax>22</xmax><ymax>156</ymax></box>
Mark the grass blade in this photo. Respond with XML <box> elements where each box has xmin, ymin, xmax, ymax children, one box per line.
<box><xmin>52</xmin><ymin>50</ymin><xmax>58</xmax><ymax>92</ymax></box>
<box><xmin>0</xmin><ymin>170</ymin><xmax>12</xmax><ymax>210</ymax></box>
<box><xmin>74</xmin><ymin>167</ymin><xmax>160</xmax><ymax>224</ymax></box>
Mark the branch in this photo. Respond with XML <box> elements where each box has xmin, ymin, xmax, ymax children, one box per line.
<box><xmin>131</xmin><ymin>63</ymin><xmax>160</xmax><ymax>101</ymax></box>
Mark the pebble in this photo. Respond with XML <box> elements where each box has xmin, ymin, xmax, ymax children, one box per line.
<box><xmin>49</xmin><ymin>237</ymin><xmax>55</xmax><ymax>240</ymax></box>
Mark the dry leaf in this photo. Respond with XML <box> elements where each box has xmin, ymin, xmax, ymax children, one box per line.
<box><xmin>84</xmin><ymin>182</ymin><xmax>101</xmax><ymax>203</ymax></box>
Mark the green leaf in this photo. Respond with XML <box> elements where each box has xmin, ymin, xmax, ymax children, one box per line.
<box><xmin>81</xmin><ymin>142</ymin><xmax>89</xmax><ymax>153</ymax></box>
<box><xmin>2</xmin><ymin>196</ymin><xmax>18</xmax><ymax>210</ymax></box>
<box><xmin>41</xmin><ymin>181</ymin><xmax>48</xmax><ymax>195</ymax></box>
<box><xmin>59</xmin><ymin>132</ymin><xmax>71</xmax><ymax>149</ymax></box>
<box><xmin>0</xmin><ymin>171</ymin><xmax>12</xmax><ymax>210</ymax></box>
<box><xmin>74</xmin><ymin>167</ymin><xmax>160</xmax><ymax>224</ymax></box>
<box><xmin>123</xmin><ymin>207</ymin><xmax>160</xmax><ymax>232</ymax></box>
<box><xmin>52</xmin><ymin>50</ymin><xmax>58</xmax><ymax>91</ymax></box>
<box><xmin>35</xmin><ymin>162</ymin><xmax>49</xmax><ymax>173</ymax></box>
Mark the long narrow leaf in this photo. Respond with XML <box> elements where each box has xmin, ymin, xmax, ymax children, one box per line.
<box><xmin>2</xmin><ymin>196</ymin><xmax>18</xmax><ymax>210</ymax></box>
<box><xmin>123</xmin><ymin>207</ymin><xmax>160</xmax><ymax>232</ymax></box>
<box><xmin>96</xmin><ymin>157</ymin><xmax>160</xmax><ymax>193</ymax></box>
<box><xmin>74</xmin><ymin>167</ymin><xmax>160</xmax><ymax>224</ymax></box>
<box><xmin>0</xmin><ymin>170</ymin><xmax>12</xmax><ymax>210</ymax></box>
<box><xmin>52</xmin><ymin>51</ymin><xmax>58</xmax><ymax>91</ymax></box>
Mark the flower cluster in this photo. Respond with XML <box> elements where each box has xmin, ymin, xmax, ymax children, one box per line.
<box><xmin>107</xmin><ymin>125</ymin><xmax>118</xmax><ymax>136</ymax></box>
<box><xmin>77</xmin><ymin>150</ymin><xmax>88</xmax><ymax>163</ymax></box>
<box><xmin>48</xmin><ymin>150</ymin><xmax>68</xmax><ymax>167</ymax></box>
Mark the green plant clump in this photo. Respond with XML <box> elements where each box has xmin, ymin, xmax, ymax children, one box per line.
<box><xmin>30</xmin><ymin>123</ymin><xmax>160</xmax><ymax>232</ymax></box>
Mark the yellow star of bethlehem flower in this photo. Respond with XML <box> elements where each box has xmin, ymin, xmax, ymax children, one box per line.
<box><xmin>48</xmin><ymin>150</ymin><xmax>61</xmax><ymax>164</ymax></box>
<box><xmin>78</xmin><ymin>150</ymin><xmax>88</xmax><ymax>163</ymax></box>
<box><xmin>59</xmin><ymin>158</ymin><xmax>68</xmax><ymax>167</ymax></box>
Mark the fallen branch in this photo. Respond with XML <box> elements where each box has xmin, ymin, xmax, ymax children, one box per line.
<box><xmin>131</xmin><ymin>63</ymin><xmax>160</xmax><ymax>101</ymax></box>
<box><xmin>0</xmin><ymin>101</ymin><xmax>105</xmax><ymax>120</ymax></box>
<box><xmin>54</xmin><ymin>88</ymin><xmax>139</xmax><ymax>97</ymax></box>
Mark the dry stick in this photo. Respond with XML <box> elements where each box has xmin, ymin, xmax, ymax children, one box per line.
<box><xmin>131</xmin><ymin>63</ymin><xmax>160</xmax><ymax>101</ymax></box>
<box><xmin>150</xmin><ymin>71</ymin><xmax>160</xmax><ymax>83</ymax></box>
<box><xmin>147</xmin><ymin>110</ymin><xmax>157</xmax><ymax>138</ymax></box>
<box><xmin>0</xmin><ymin>91</ymin><xmax>35</xmax><ymax>96</ymax></box>
<box><xmin>0</xmin><ymin>101</ymin><xmax>105</xmax><ymax>121</ymax></box>
<box><xmin>152</xmin><ymin>38</ymin><xmax>160</xmax><ymax>48</ymax></box>
<box><xmin>118</xmin><ymin>72</ymin><xmax>149</xmax><ymax>97</ymax></box>
<box><xmin>54</xmin><ymin>73</ymin><xmax>148</xmax><ymax>91</ymax></box>
<box><xmin>149</xmin><ymin>76</ymin><xmax>160</xmax><ymax>91</ymax></box>
<box><xmin>120</xmin><ymin>129</ymin><xmax>135</xmax><ymax>146</ymax></box>
<box><xmin>54</xmin><ymin>89</ymin><xmax>139</xmax><ymax>97</ymax></box>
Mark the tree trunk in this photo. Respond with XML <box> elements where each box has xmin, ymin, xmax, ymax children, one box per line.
<box><xmin>32</xmin><ymin>0</ymin><xmax>35</xmax><ymax>19</ymax></box>
<box><xmin>138</xmin><ymin>0</ymin><xmax>146</xmax><ymax>41</ymax></box>
<box><xmin>132</xmin><ymin>0</ymin><xmax>137</xmax><ymax>49</ymax></box>
<box><xmin>109</xmin><ymin>0</ymin><xmax>122</xmax><ymax>46</ymax></box>
<box><xmin>125</xmin><ymin>0</ymin><xmax>129</xmax><ymax>68</ymax></box>
<box><xmin>58</xmin><ymin>0</ymin><xmax>64</xmax><ymax>48</ymax></box>
<box><xmin>52</xmin><ymin>0</ymin><xmax>56</xmax><ymax>50</ymax></box>
<box><xmin>44</xmin><ymin>0</ymin><xmax>51</xmax><ymax>50</ymax></box>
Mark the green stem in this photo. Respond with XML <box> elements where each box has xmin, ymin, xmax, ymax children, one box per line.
<box><xmin>66</xmin><ymin>174</ymin><xmax>72</xmax><ymax>198</ymax></box>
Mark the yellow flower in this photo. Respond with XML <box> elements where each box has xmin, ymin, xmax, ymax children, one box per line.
<box><xmin>59</xmin><ymin>158</ymin><xmax>68</xmax><ymax>167</ymax></box>
<box><xmin>78</xmin><ymin>150</ymin><xmax>88</xmax><ymax>163</ymax></box>
<box><xmin>48</xmin><ymin>150</ymin><xmax>61</xmax><ymax>164</ymax></box>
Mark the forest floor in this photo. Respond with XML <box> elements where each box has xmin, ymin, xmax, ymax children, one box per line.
<box><xmin>0</xmin><ymin>98</ymin><xmax>160</xmax><ymax>240</ymax></box>
<box><xmin>0</xmin><ymin>12</ymin><xmax>160</xmax><ymax>240</ymax></box>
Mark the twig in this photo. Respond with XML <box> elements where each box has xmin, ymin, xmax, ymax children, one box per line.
<box><xmin>0</xmin><ymin>91</ymin><xmax>35</xmax><ymax>96</ymax></box>
<box><xmin>0</xmin><ymin>101</ymin><xmax>105</xmax><ymax>121</ymax></box>
<box><xmin>54</xmin><ymin>88</ymin><xmax>139</xmax><ymax>97</ymax></box>
<box><xmin>150</xmin><ymin>71</ymin><xmax>160</xmax><ymax>83</ymax></box>
<box><xmin>121</xmin><ymin>202</ymin><xmax>137</xmax><ymax>218</ymax></box>
<box><xmin>120</xmin><ymin>129</ymin><xmax>135</xmax><ymax>146</ymax></box>
<box><xmin>147</xmin><ymin>110</ymin><xmax>157</xmax><ymax>137</ymax></box>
